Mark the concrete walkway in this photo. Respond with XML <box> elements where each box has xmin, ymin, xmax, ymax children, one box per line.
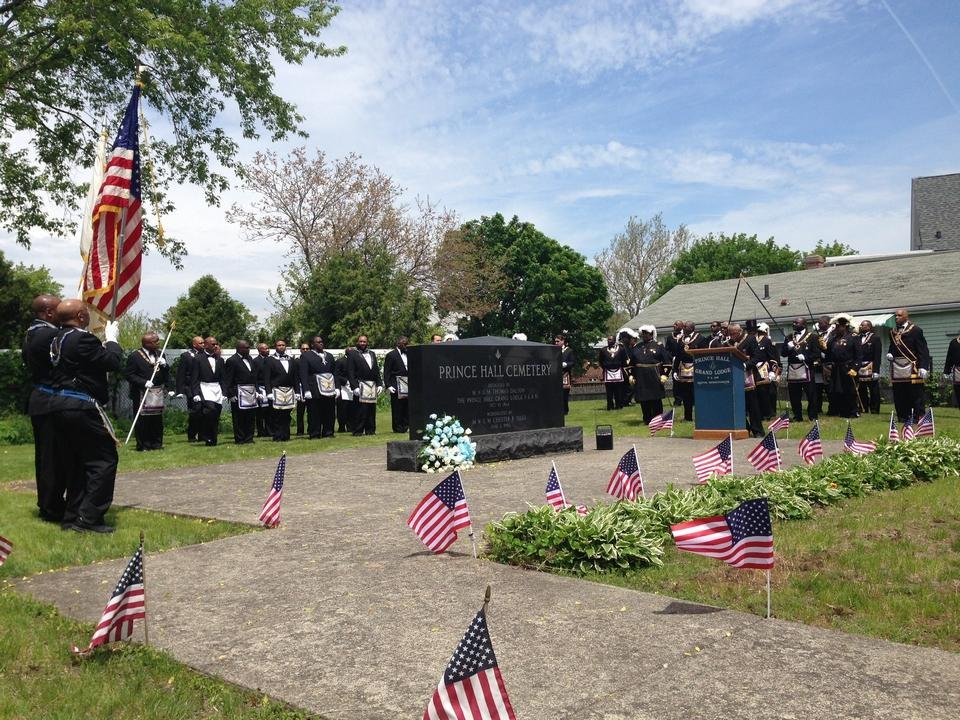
<box><xmin>15</xmin><ymin>436</ymin><xmax>960</xmax><ymax>719</ymax></box>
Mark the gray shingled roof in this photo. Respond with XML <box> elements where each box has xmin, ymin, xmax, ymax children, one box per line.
<box><xmin>627</xmin><ymin>251</ymin><xmax>960</xmax><ymax>331</ymax></box>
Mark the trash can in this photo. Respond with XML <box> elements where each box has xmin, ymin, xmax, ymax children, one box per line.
<box><xmin>596</xmin><ymin>424</ymin><xmax>613</xmax><ymax>450</ymax></box>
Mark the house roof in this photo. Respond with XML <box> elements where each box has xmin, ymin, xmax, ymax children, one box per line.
<box><xmin>627</xmin><ymin>251</ymin><xmax>960</xmax><ymax>330</ymax></box>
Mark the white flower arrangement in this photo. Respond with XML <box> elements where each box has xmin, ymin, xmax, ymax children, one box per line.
<box><xmin>418</xmin><ymin>413</ymin><xmax>477</xmax><ymax>473</ymax></box>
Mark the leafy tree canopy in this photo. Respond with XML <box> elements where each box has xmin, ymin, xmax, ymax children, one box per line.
<box><xmin>0</xmin><ymin>250</ymin><xmax>63</xmax><ymax>348</ymax></box>
<box><xmin>1</xmin><ymin>0</ymin><xmax>344</xmax><ymax>263</ymax></box>
<box><xmin>292</xmin><ymin>245</ymin><xmax>432</xmax><ymax>348</ymax></box>
<box><xmin>806</xmin><ymin>240</ymin><xmax>859</xmax><ymax>258</ymax></box>
<box><xmin>160</xmin><ymin>275</ymin><xmax>255</xmax><ymax>347</ymax></box>
<box><xmin>652</xmin><ymin>232</ymin><xmax>800</xmax><ymax>300</ymax></box>
<box><xmin>456</xmin><ymin>214</ymin><xmax>612</xmax><ymax>363</ymax></box>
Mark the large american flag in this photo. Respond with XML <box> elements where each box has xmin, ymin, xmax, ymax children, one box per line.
<box><xmin>82</xmin><ymin>86</ymin><xmax>143</xmax><ymax>319</ymax></box>
<box><xmin>258</xmin><ymin>453</ymin><xmax>286</xmax><ymax>528</ymax></box>
<box><xmin>670</xmin><ymin>497</ymin><xmax>775</xmax><ymax>570</ymax></box>
<box><xmin>767</xmin><ymin>412</ymin><xmax>790</xmax><ymax>434</ymax></box>
<box><xmin>916</xmin><ymin>407</ymin><xmax>935</xmax><ymax>437</ymax></box>
<box><xmin>844</xmin><ymin>423</ymin><xmax>876</xmax><ymax>455</ymax></box>
<box><xmin>606</xmin><ymin>446</ymin><xmax>643</xmax><ymax>501</ymax></box>
<box><xmin>888</xmin><ymin>412</ymin><xmax>900</xmax><ymax>443</ymax></box>
<box><xmin>648</xmin><ymin>409</ymin><xmax>674</xmax><ymax>435</ymax></box>
<box><xmin>692</xmin><ymin>436</ymin><xmax>732</xmax><ymax>484</ymax></box>
<box><xmin>422</xmin><ymin>607</ymin><xmax>516</xmax><ymax>720</ymax></box>
<box><xmin>408</xmin><ymin>470</ymin><xmax>472</xmax><ymax>553</ymax></box>
<box><xmin>798</xmin><ymin>423</ymin><xmax>823</xmax><ymax>465</ymax></box>
<box><xmin>902</xmin><ymin>412</ymin><xmax>916</xmax><ymax>441</ymax></box>
<box><xmin>747</xmin><ymin>431</ymin><xmax>781</xmax><ymax>473</ymax></box>
<box><xmin>0</xmin><ymin>534</ymin><xmax>11</xmax><ymax>566</ymax></box>
<box><xmin>72</xmin><ymin>545</ymin><xmax>145</xmax><ymax>655</ymax></box>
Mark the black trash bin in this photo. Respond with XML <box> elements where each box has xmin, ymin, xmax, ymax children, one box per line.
<box><xmin>596</xmin><ymin>424</ymin><xmax>613</xmax><ymax>450</ymax></box>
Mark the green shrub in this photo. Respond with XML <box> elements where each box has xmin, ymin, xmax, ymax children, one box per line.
<box><xmin>0</xmin><ymin>413</ymin><xmax>33</xmax><ymax>444</ymax></box>
<box><xmin>0</xmin><ymin>350</ymin><xmax>30</xmax><ymax>415</ymax></box>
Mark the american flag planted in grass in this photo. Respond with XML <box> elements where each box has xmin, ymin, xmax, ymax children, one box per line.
<box><xmin>606</xmin><ymin>447</ymin><xmax>643</xmax><ymax>500</ymax></box>
<box><xmin>916</xmin><ymin>407</ymin><xmax>935</xmax><ymax>437</ymax></box>
<box><xmin>902</xmin><ymin>412</ymin><xmax>916</xmax><ymax>441</ymax></box>
<box><xmin>422</xmin><ymin>606</ymin><xmax>516</xmax><ymax>720</ymax></box>
<box><xmin>670</xmin><ymin>497</ymin><xmax>775</xmax><ymax>570</ymax></box>
<box><xmin>767</xmin><ymin>412</ymin><xmax>790</xmax><ymax>434</ymax></box>
<box><xmin>844</xmin><ymin>423</ymin><xmax>876</xmax><ymax>455</ymax></box>
<box><xmin>545</xmin><ymin>464</ymin><xmax>588</xmax><ymax>515</ymax></box>
<box><xmin>0</xmin><ymin>534</ymin><xmax>11</xmax><ymax>566</ymax></box>
<box><xmin>692</xmin><ymin>436</ymin><xmax>732</xmax><ymax>483</ymax></box>
<box><xmin>258</xmin><ymin>453</ymin><xmax>286</xmax><ymax>528</ymax></box>
<box><xmin>72</xmin><ymin>545</ymin><xmax>145</xmax><ymax>655</ymax></box>
<box><xmin>747</xmin><ymin>431</ymin><xmax>781</xmax><ymax>473</ymax></box>
<box><xmin>408</xmin><ymin>470</ymin><xmax>472</xmax><ymax>553</ymax></box>
<box><xmin>798</xmin><ymin>423</ymin><xmax>823</xmax><ymax>465</ymax></box>
<box><xmin>648</xmin><ymin>409</ymin><xmax>674</xmax><ymax>435</ymax></box>
<box><xmin>888</xmin><ymin>411</ymin><xmax>900</xmax><ymax>443</ymax></box>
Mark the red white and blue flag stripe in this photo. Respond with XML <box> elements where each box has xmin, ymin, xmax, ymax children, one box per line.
<box><xmin>648</xmin><ymin>409</ymin><xmax>674</xmax><ymax>435</ymax></box>
<box><xmin>258</xmin><ymin>453</ymin><xmax>286</xmax><ymax>528</ymax></box>
<box><xmin>408</xmin><ymin>470</ymin><xmax>472</xmax><ymax>553</ymax></box>
<box><xmin>767</xmin><ymin>412</ymin><xmax>790</xmax><ymax>434</ymax></box>
<box><xmin>888</xmin><ymin>411</ymin><xmax>900</xmax><ymax>443</ymax></box>
<box><xmin>606</xmin><ymin>446</ymin><xmax>643</xmax><ymax>501</ymax></box>
<box><xmin>72</xmin><ymin>544</ymin><xmax>146</xmax><ymax>655</ymax></box>
<box><xmin>747</xmin><ymin>431</ymin><xmax>781</xmax><ymax>473</ymax></box>
<box><xmin>844</xmin><ymin>423</ymin><xmax>876</xmax><ymax>455</ymax></box>
<box><xmin>545</xmin><ymin>464</ymin><xmax>587</xmax><ymax>515</ymax></box>
<box><xmin>670</xmin><ymin>498</ymin><xmax>775</xmax><ymax>570</ymax></box>
<box><xmin>692</xmin><ymin>436</ymin><xmax>732</xmax><ymax>483</ymax></box>
<box><xmin>902</xmin><ymin>412</ymin><xmax>916</xmax><ymax>441</ymax></box>
<box><xmin>798</xmin><ymin>423</ymin><xmax>823</xmax><ymax>465</ymax></box>
<box><xmin>916</xmin><ymin>408</ymin><xmax>935</xmax><ymax>437</ymax></box>
<box><xmin>0</xmin><ymin>534</ymin><xmax>11</xmax><ymax>566</ymax></box>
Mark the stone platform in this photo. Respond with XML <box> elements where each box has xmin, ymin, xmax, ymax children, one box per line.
<box><xmin>386</xmin><ymin>425</ymin><xmax>583</xmax><ymax>471</ymax></box>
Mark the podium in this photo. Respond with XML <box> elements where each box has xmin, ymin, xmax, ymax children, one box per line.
<box><xmin>687</xmin><ymin>347</ymin><xmax>750</xmax><ymax>440</ymax></box>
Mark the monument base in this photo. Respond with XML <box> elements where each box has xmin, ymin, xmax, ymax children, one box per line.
<box><xmin>387</xmin><ymin>426</ymin><xmax>583</xmax><ymax>472</ymax></box>
<box><xmin>693</xmin><ymin>429</ymin><xmax>750</xmax><ymax>440</ymax></box>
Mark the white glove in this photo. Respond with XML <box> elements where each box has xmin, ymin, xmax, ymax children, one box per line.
<box><xmin>269</xmin><ymin>391</ymin><xmax>276</xmax><ymax>403</ymax></box>
<box><xmin>256</xmin><ymin>392</ymin><xmax>267</xmax><ymax>402</ymax></box>
<box><xmin>104</xmin><ymin>320</ymin><xmax>120</xmax><ymax>343</ymax></box>
<box><xmin>388</xmin><ymin>386</ymin><xmax>396</xmax><ymax>394</ymax></box>
<box><xmin>192</xmin><ymin>395</ymin><xmax>201</xmax><ymax>403</ymax></box>
<box><xmin>294</xmin><ymin>393</ymin><xmax>302</xmax><ymax>402</ymax></box>
<box><xmin>872</xmin><ymin>373</ymin><xmax>880</xmax><ymax>380</ymax></box>
<box><xmin>168</xmin><ymin>391</ymin><xmax>176</xmax><ymax>397</ymax></box>
<box><xmin>303</xmin><ymin>391</ymin><xmax>312</xmax><ymax>400</ymax></box>
<box><xmin>230</xmin><ymin>397</ymin><xmax>238</xmax><ymax>403</ymax></box>
<box><xmin>156</xmin><ymin>355</ymin><xmax>167</xmax><ymax>367</ymax></box>
<box><xmin>768</xmin><ymin>372</ymin><xmax>776</xmax><ymax>382</ymax></box>
<box><xmin>796</xmin><ymin>354</ymin><xmax>805</xmax><ymax>362</ymax></box>
<box><xmin>144</xmin><ymin>380</ymin><xmax>153</xmax><ymax>388</ymax></box>
<box><xmin>886</xmin><ymin>353</ymin><xmax>894</xmax><ymax>361</ymax></box>
<box><xmin>919</xmin><ymin>368</ymin><xmax>928</xmax><ymax>379</ymax></box>
<box><xmin>376</xmin><ymin>386</ymin><xmax>384</xmax><ymax>396</ymax></box>
<box><xmin>755</xmin><ymin>361</ymin><xmax>764</xmax><ymax>368</ymax></box>
<box><xmin>945</xmin><ymin>373</ymin><xmax>952</xmax><ymax>380</ymax></box>
<box><xmin>352</xmin><ymin>387</ymin><xmax>360</xmax><ymax>396</ymax></box>
<box><xmin>786</xmin><ymin>340</ymin><xmax>794</xmax><ymax>349</ymax></box>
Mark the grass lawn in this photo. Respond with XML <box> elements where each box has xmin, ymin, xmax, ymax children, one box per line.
<box><xmin>582</xmin><ymin>473</ymin><xmax>960</xmax><ymax>651</ymax></box>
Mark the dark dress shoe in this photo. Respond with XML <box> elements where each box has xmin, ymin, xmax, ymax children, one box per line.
<box><xmin>68</xmin><ymin>522</ymin><xmax>116</xmax><ymax>534</ymax></box>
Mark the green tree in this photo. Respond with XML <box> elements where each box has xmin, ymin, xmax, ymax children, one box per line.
<box><xmin>652</xmin><ymin>233</ymin><xmax>801</xmax><ymax>300</ymax></box>
<box><xmin>292</xmin><ymin>246</ymin><xmax>432</xmax><ymax>348</ymax></box>
<box><xmin>0</xmin><ymin>250</ymin><xmax>63</xmax><ymax>348</ymax></box>
<box><xmin>456</xmin><ymin>214</ymin><xmax>612</xmax><ymax>364</ymax></box>
<box><xmin>1</xmin><ymin>1</ymin><xmax>344</xmax><ymax>262</ymax></box>
<box><xmin>161</xmin><ymin>276</ymin><xmax>255</xmax><ymax>347</ymax></box>
<box><xmin>806</xmin><ymin>240</ymin><xmax>859</xmax><ymax>258</ymax></box>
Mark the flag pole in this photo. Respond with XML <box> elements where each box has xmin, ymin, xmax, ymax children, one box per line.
<box><xmin>634</xmin><ymin>444</ymin><xmax>644</xmax><ymax>498</ymax></box>
<box><xmin>458</xmin><ymin>470</ymin><xmax>478</xmax><ymax>559</ymax></box>
<box><xmin>765</xmin><ymin>569</ymin><xmax>771</xmax><ymax>619</ymax></box>
<box><xmin>729</xmin><ymin>433</ymin><xmax>733</xmax><ymax>474</ymax></box>
<box><xmin>140</xmin><ymin>529</ymin><xmax>149</xmax><ymax>646</ymax></box>
<box><xmin>483</xmin><ymin>584</ymin><xmax>491</xmax><ymax>611</ymax></box>
<box><xmin>124</xmin><ymin>321</ymin><xmax>176</xmax><ymax>445</ymax></box>
<box><xmin>669</xmin><ymin>411</ymin><xmax>674</xmax><ymax>438</ymax></box>
<box><xmin>773</xmin><ymin>432</ymin><xmax>782</xmax><ymax>471</ymax></box>
<box><xmin>553</xmin><ymin>461</ymin><xmax>567</xmax><ymax>509</ymax></box>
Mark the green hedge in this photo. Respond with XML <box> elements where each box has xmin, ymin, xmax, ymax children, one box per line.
<box><xmin>485</xmin><ymin>437</ymin><xmax>960</xmax><ymax>574</ymax></box>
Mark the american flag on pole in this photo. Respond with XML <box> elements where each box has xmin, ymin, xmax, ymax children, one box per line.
<box><xmin>747</xmin><ymin>431</ymin><xmax>781</xmax><ymax>473</ymax></box>
<box><xmin>670</xmin><ymin>497</ymin><xmax>775</xmax><ymax>570</ymax></box>
<box><xmin>72</xmin><ymin>544</ymin><xmax>145</xmax><ymax>655</ymax></box>
<box><xmin>422</xmin><ymin>606</ymin><xmax>516</xmax><ymax>720</ymax></box>
<box><xmin>844</xmin><ymin>423</ymin><xmax>876</xmax><ymax>455</ymax></box>
<box><xmin>606</xmin><ymin>446</ymin><xmax>643</xmax><ymax>501</ymax></box>
<box><xmin>888</xmin><ymin>411</ymin><xmax>900</xmax><ymax>443</ymax></box>
<box><xmin>648</xmin><ymin>409</ymin><xmax>674</xmax><ymax>435</ymax></box>
<box><xmin>767</xmin><ymin>412</ymin><xmax>790</xmax><ymax>434</ymax></box>
<box><xmin>692</xmin><ymin>436</ymin><xmax>732</xmax><ymax>483</ymax></box>
<box><xmin>544</xmin><ymin>464</ymin><xmax>588</xmax><ymax>515</ymax></box>
<box><xmin>258</xmin><ymin>453</ymin><xmax>286</xmax><ymax>528</ymax></box>
<box><xmin>82</xmin><ymin>86</ymin><xmax>143</xmax><ymax>319</ymax></box>
<box><xmin>798</xmin><ymin>423</ymin><xmax>823</xmax><ymax>465</ymax></box>
<box><xmin>0</xmin><ymin>534</ymin><xmax>11</xmax><ymax>566</ymax></box>
<box><xmin>408</xmin><ymin>470</ymin><xmax>472</xmax><ymax>553</ymax></box>
<box><xmin>902</xmin><ymin>412</ymin><xmax>916</xmax><ymax>441</ymax></box>
<box><xmin>916</xmin><ymin>407</ymin><xmax>935</xmax><ymax>437</ymax></box>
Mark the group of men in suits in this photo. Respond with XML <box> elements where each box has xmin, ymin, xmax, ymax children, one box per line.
<box><xmin>168</xmin><ymin>334</ymin><xmax>412</xmax><ymax>446</ymax></box>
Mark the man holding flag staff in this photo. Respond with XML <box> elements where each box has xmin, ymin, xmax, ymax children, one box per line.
<box><xmin>125</xmin><ymin>331</ymin><xmax>169</xmax><ymax>451</ymax></box>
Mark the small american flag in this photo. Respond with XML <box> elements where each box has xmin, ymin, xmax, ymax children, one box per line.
<box><xmin>0</xmin><ymin>534</ymin><xmax>11</xmax><ymax>566</ymax></box>
<box><xmin>606</xmin><ymin>446</ymin><xmax>643</xmax><ymax>501</ymax></box>
<box><xmin>670</xmin><ymin>497</ymin><xmax>775</xmax><ymax>570</ymax></box>
<box><xmin>648</xmin><ymin>409</ymin><xmax>674</xmax><ymax>435</ymax></box>
<box><xmin>798</xmin><ymin>423</ymin><xmax>823</xmax><ymax>465</ymax></box>
<box><xmin>888</xmin><ymin>412</ymin><xmax>900</xmax><ymax>443</ymax></box>
<box><xmin>72</xmin><ymin>544</ymin><xmax>145</xmax><ymax>655</ymax></box>
<box><xmin>747</xmin><ymin>431</ymin><xmax>781</xmax><ymax>473</ymax></box>
<box><xmin>544</xmin><ymin>464</ymin><xmax>568</xmax><ymax>511</ymax></box>
<box><xmin>408</xmin><ymin>470</ymin><xmax>472</xmax><ymax>553</ymax></box>
<box><xmin>692</xmin><ymin>436</ymin><xmax>732</xmax><ymax>483</ymax></box>
<box><xmin>902</xmin><ymin>412</ymin><xmax>916</xmax><ymax>441</ymax></box>
<box><xmin>916</xmin><ymin>407</ymin><xmax>935</xmax><ymax>437</ymax></box>
<box><xmin>422</xmin><ymin>606</ymin><xmax>516</xmax><ymax>720</ymax></box>
<box><xmin>258</xmin><ymin>453</ymin><xmax>286</xmax><ymax>528</ymax></box>
<box><xmin>844</xmin><ymin>423</ymin><xmax>876</xmax><ymax>455</ymax></box>
<box><xmin>767</xmin><ymin>412</ymin><xmax>790</xmax><ymax>434</ymax></box>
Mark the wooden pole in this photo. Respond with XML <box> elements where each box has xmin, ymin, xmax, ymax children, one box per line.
<box><xmin>140</xmin><ymin>529</ymin><xmax>149</xmax><ymax>646</ymax></box>
<box><xmin>124</xmin><ymin>321</ymin><xmax>176</xmax><ymax>445</ymax></box>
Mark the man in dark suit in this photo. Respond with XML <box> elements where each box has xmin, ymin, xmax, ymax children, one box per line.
<box><xmin>672</xmin><ymin>321</ymin><xmax>707</xmax><ymax>422</ymax></box>
<box><xmin>335</xmin><ymin>350</ymin><xmax>354</xmax><ymax>434</ymax></box>
<box><xmin>175</xmin><ymin>335</ymin><xmax>203</xmax><ymax>441</ymax></box>
<box><xmin>383</xmin><ymin>336</ymin><xmax>410</xmax><ymax>433</ymax></box>
<box><xmin>48</xmin><ymin>299</ymin><xmax>123</xmax><ymax>533</ymax></box>
<box><xmin>252</xmin><ymin>342</ymin><xmax>272</xmax><ymax>437</ymax></box>
<box><xmin>125</xmin><ymin>331</ymin><xmax>169</xmax><ymax>450</ymax></box>
<box><xmin>22</xmin><ymin>293</ymin><xmax>63</xmax><ymax>522</ymax></box>
<box><xmin>295</xmin><ymin>341</ymin><xmax>309</xmax><ymax>436</ymax></box>
<box><xmin>944</xmin><ymin>333</ymin><xmax>960</xmax><ymax>408</ymax></box>
<box><xmin>555</xmin><ymin>334</ymin><xmax>575</xmax><ymax>415</ymax></box>
<box><xmin>888</xmin><ymin>308</ymin><xmax>930</xmax><ymax>422</ymax></box>
<box><xmin>299</xmin><ymin>335</ymin><xmax>337</xmax><ymax>438</ymax></box>
<box><xmin>599</xmin><ymin>335</ymin><xmax>627</xmax><ymax>410</ymax></box>
<box><xmin>857</xmin><ymin>320</ymin><xmax>883</xmax><ymax>414</ymax></box>
<box><xmin>264</xmin><ymin>339</ymin><xmax>298</xmax><ymax>441</ymax></box>
<box><xmin>190</xmin><ymin>336</ymin><xmax>226</xmax><ymax>446</ymax></box>
<box><xmin>224</xmin><ymin>339</ymin><xmax>259</xmax><ymax>444</ymax></box>
<box><xmin>347</xmin><ymin>334</ymin><xmax>383</xmax><ymax>436</ymax></box>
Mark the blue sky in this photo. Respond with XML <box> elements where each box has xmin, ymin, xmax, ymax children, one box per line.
<box><xmin>4</xmin><ymin>0</ymin><xmax>960</xmax><ymax>322</ymax></box>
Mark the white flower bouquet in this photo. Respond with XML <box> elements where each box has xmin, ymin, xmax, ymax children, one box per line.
<box><xmin>418</xmin><ymin>413</ymin><xmax>477</xmax><ymax>473</ymax></box>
